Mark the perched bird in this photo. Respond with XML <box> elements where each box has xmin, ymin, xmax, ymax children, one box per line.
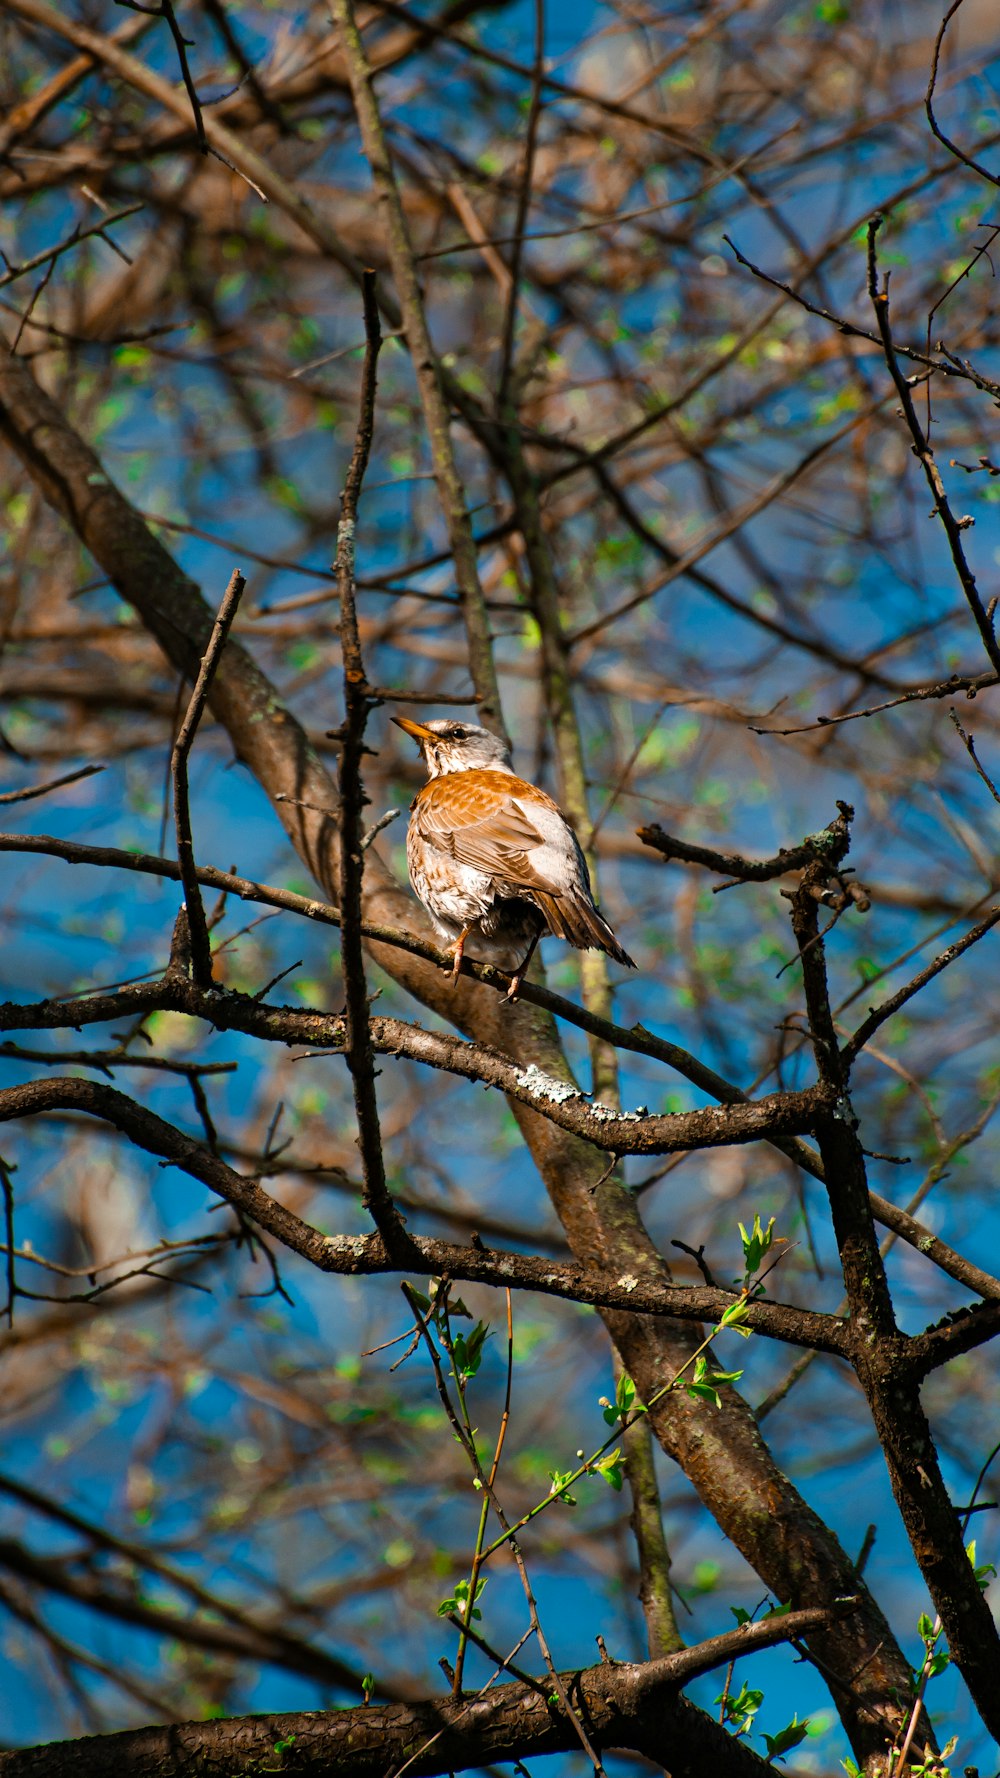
<box><xmin>393</xmin><ymin>715</ymin><xmax>636</xmax><ymax>998</ymax></box>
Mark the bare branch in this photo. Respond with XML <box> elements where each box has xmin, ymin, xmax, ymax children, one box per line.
<box><xmin>0</xmin><ymin>1071</ymin><xmax>847</xmax><ymax>1350</ymax></box>
<box><xmin>333</xmin><ymin>270</ymin><xmax>411</xmax><ymax>1256</ymax></box>
<box><xmin>170</xmin><ymin>568</ymin><xmax>245</xmax><ymax>986</ymax></box>
<box><xmin>843</xmin><ymin>905</ymin><xmax>1000</xmax><ymax>1064</ymax></box>
<box><xmin>638</xmin><ymin>803</ymin><xmax>855</xmax><ymax>889</ymax></box>
<box><xmin>0</xmin><ymin>205</ymin><xmax>144</xmax><ymax>293</ymax></box>
<box><xmin>330</xmin><ymin>0</ymin><xmax>506</xmax><ymax>738</ymax></box>
<box><xmin>0</xmin><ymin>763</ymin><xmax>104</xmax><ymax>805</ymax></box>
<box><xmin>926</xmin><ymin>1</ymin><xmax>1000</xmax><ymax>190</ymax></box>
<box><xmin>866</xmin><ymin>214</ymin><xmax>1000</xmax><ymax>677</ymax></box>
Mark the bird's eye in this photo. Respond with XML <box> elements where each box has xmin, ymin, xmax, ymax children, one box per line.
<box><xmin>449</xmin><ymin>725</ymin><xmax>467</xmax><ymax>739</ymax></box>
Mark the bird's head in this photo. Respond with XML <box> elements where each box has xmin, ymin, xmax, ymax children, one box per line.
<box><xmin>392</xmin><ymin>716</ymin><xmax>514</xmax><ymax>779</ymax></box>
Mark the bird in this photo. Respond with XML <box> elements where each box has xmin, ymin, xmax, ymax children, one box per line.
<box><xmin>392</xmin><ymin>715</ymin><xmax>636</xmax><ymax>998</ymax></box>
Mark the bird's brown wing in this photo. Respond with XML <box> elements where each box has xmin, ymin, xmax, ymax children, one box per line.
<box><xmin>413</xmin><ymin>771</ymin><xmax>562</xmax><ymax>894</ymax></box>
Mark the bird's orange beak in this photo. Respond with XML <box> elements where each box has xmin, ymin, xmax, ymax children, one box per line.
<box><xmin>392</xmin><ymin>715</ymin><xmax>435</xmax><ymax>742</ymax></box>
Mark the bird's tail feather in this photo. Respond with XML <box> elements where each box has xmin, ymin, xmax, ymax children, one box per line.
<box><xmin>534</xmin><ymin>891</ymin><xmax>636</xmax><ymax>968</ymax></box>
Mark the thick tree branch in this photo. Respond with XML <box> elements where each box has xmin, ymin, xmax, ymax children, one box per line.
<box><xmin>0</xmin><ymin>980</ymin><xmax>834</xmax><ymax>1156</ymax></box>
<box><xmin>0</xmin><ymin>820</ymin><xmax>797</xmax><ymax>1126</ymax></box>
<box><xmin>909</xmin><ymin>1299</ymin><xmax>1000</xmax><ymax>1376</ymax></box>
<box><xmin>0</xmin><ymin>1604</ymin><xmax>857</xmax><ymax>1778</ymax></box>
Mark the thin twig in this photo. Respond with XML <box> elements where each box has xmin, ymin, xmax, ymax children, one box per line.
<box><xmin>843</xmin><ymin>905</ymin><xmax>1000</xmax><ymax>1065</ymax></box>
<box><xmin>0</xmin><ymin>763</ymin><xmax>104</xmax><ymax>805</ymax></box>
<box><xmin>116</xmin><ymin>0</ymin><xmax>207</xmax><ymax>148</ymax></box>
<box><xmin>950</xmin><ymin>707</ymin><xmax>1000</xmax><ymax>806</ymax></box>
<box><xmin>926</xmin><ymin>0</ymin><xmax>1000</xmax><ymax>191</ymax></box>
<box><xmin>405</xmin><ymin>1288</ymin><xmax>607</xmax><ymax>1775</ymax></box>
<box><xmin>0</xmin><ymin>205</ymin><xmax>143</xmax><ymax>293</ymax></box>
<box><xmin>0</xmin><ymin>1157</ymin><xmax>14</xmax><ymax>1326</ymax></box>
<box><xmin>9</xmin><ymin>251</ymin><xmax>56</xmax><ymax>355</ymax></box>
<box><xmin>171</xmin><ymin>568</ymin><xmax>245</xmax><ymax>987</ymax></box>
<box><xmin>866</xmin><ymin>214</ymin><xmax>1000</xmax><ymax>677</ymax></box>
<box><xmin>751</xmin><ymin>668</ymin><xmax>1000</xmax><ymax>735</ymax></box>
<box><xmin>453</xmin><ymin>1288</ymin><xmax>515</xmax><ymax>1691</ymax></box>
<box><xmin>724</xmin><ymin>229</ymin><xmax>998</xmax><ymax>394</ymax></box>
<box><xmin>359</xmin><ymin>807</ymin><xmax>400</xmax><ymax>850</ymax></box>
<box><xmin>638</xmin><ymin>802</ymin><xmax>854</xmax><ymax>890</ymax></box>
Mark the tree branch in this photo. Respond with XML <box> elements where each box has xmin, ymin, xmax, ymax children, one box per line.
<box><xmin>0</xmin><ymin>1071</ymin><xmax>847</xmax><ymax>1352</ymax></box>
<box><xmin>333</xmin><ymin>269</ymin><xmax>412</xmax><ymax>1256</ymax></box>
<box><xmin>638</xmin><ymin>803</ymin><xmax>856</xmax><ymax>888</ymax></box>
<box><xmin>789</xmin><ymin>829</ymin><xmax>1000</xmax><ymax>1740</ymax></box>
<box><xmin>842</xmin><ymin>903</ymin><xmax>1000</xmax><ymax>1064</ymax></box>
<box><xmin>0</xmin><ymin>1604</ymin><xmax>858</xmax><ymax>1778</ymax></box>
<box><xmin>331</xmin><ymin>0</ymin><xmax>505</xmax><ymax>736</ymax></box>
<box><xmin>170</xmin><ymin>568</ymin><xmax>245</xmax><ymax>987</ymax></box>
<box><xmin>866</xmin><ymin>213</ymin><xmax>1000</xmax><ymax>677</ymax></box>
<box><xmin>0</xmin><ymin>329</ymin><xmax>926</xmax><ymax>1763</ymax></box>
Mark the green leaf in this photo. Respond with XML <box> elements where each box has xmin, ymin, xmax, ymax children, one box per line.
<box><xmin>967</xmin><ymin>1538</ymin><xmax>997</xmax><ymax>1588</ymax></box>
<box><xmin>716</xmin><ymin>1679</ymin><xmax>763</xmax><ymax>1731</ymax></box>
<box><xmin>595</xmin><ymin>1449</ymin><xmax>624</xmax><ymax>1491</ymax></box>
<box><xmin>762</xmin><ymin>1714</ymin><xmax>809</xmax><ymax>1760</ymax></box>
<box><xmin>917</xmin><ymin>1612</ymin><xmax>935</xmax><ymax>1641</ymax></box>
<box><xmin>452</xmin><ymin>1320</ymin><xmax>490</xmax><ymax>1381</ymax></box>
<box><xmin>684</xmin><ymin>1380</ymin><xmax>724</xmax><ymax>1407</ymax></box>
<box><xmin>361</xmin><ymin>1674</ymin><xmax>375</xmax><ymax>1705</ymax></box>
<box><xmin>603</xmin><ymin>1373</ymin><xmax>639</xmax><ymax>1424</ymax></box>
<box><xmin>684</xmin><ymin>1353</ymin><xmax>744</xmax><ymax>1407</ymax></box>
<box><xmin>438</xmin><ymin>1576</ymin><xmax>488</xmax><ymax>1621</ymax></box>
<box><xmin>738</xmin><ymin>1213</ymin><xmax>776</xmax><ymax>1278</ymax></box>
<box><xmin>616</xmin><ymin>1372</ymin><xmax>636</xmax><ymax>1414</ymax></box>
<box><xmin>718</xmin><ymin>1299</ymin><xmax>752</xmax><ymax>1337</ymax></box>
<box><xmin>548</xmin><ymin>1469</ymin><xmax>578</xmax><ymax>1506</ymax></box>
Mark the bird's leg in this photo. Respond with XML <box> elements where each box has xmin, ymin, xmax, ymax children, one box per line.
<box><xmin>449</xmin><ymin>926</ymin><xmax>473</xmax><ymax>985</ymax></box>
<box><xmin>506</xmin><ymin>929</ymin><xmax>541</xmax><ymax>1002</ymax></box>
